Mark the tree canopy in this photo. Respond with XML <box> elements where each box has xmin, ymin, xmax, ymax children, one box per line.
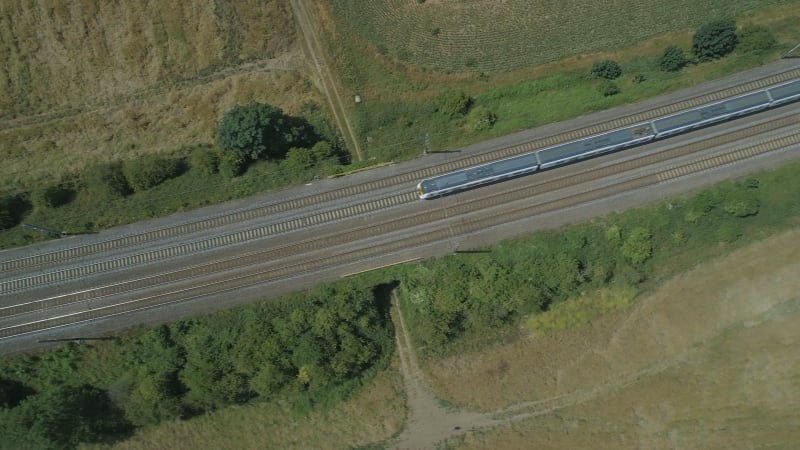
<box><xmin>692</xmin><ymin>19</ymin><xmax>737</xmax><ymax>61</ymax></box>
<box><xmin>216</xmin><ymin>102</ymin><xmax>318</xmax><ymax>161</ymax></box>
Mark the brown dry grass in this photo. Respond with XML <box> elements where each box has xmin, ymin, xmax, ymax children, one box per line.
<box><xmin>423</xmin><ymin>228</ymin><xmax>800</xmax><ymax>448</ymax></box>
<box><xmin>111</xmin><ymin>355</ymin><xmax>406</xmax><ymax>450</ymax></box>
<box><xmin>0</xmin><ymin>0</ymin><xmax>323</xmax><ymax>192</ymax></box>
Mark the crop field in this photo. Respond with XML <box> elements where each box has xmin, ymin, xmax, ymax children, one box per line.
<box><xmin>330</xmin><ymin>0</ymin><xmax>799</xmax><ymax>73</ymax></box>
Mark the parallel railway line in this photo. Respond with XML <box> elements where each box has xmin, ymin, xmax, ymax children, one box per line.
<box><xmin>3</xmin><ymin>111</ymin><xmax>798</xmax><ymax>296</ymax></box>
<box><xmin>1</xmin><ymin>66</ymin><xmax>799</xmax><ymax>343</ymax></box>
<box><xmin>3</xmin><ymin>68</ymin><xmax>798</xmax><ymax>276</ymax></box>
<box><xmin>1</xmin><ymin>117</ymin><xmax>798</xmax><ymax>338</ymax></box>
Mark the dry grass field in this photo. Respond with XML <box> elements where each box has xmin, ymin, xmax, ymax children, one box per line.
<box><xmin>0</xmin><ymin>0</ymin><xmax>322</xmax><ymax>192</ymax></box>
<box><xmin>425</xmin><ymin>229</ymin><xmax>800</xmax><ymax>449</ymax></box>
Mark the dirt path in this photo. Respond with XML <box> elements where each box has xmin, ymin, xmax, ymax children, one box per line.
<box><xmin>389</xmin><ymin>292</ymin><xmax>501</xmax><ymax>449</ymax></box>
<box><xmin>288</xmin><ymin>0</ymin><xmax>363</xmax><ymax>161</ymax></box>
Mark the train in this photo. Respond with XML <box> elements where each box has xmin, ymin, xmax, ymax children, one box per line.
<box><xmin>416</xmin><ymin>78</ymin><xmax>800</xmax><ymax>199</ymax></box>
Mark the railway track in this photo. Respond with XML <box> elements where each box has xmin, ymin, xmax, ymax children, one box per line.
<box><xmin>3</xmin><ymin>111</ymin><xmax>798</xmax><ymax>296</ymax></box>
<box><xmin>3</xmin><ymin>68</ymin><xmax>798</xmax><ymax>277</ymax></box>
<box><xmin>2</xmin><ymin>116</ymin><xmax>798</xmax><ymax>339</ymax></box>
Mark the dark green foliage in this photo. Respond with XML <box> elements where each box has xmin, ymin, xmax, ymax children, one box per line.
<box><xmin>598</xmin><ymin>81</ymin><xmax>620</xmax><ymax>97</ymax></box>
<box><xmin>216</xmin><ymin>102</ymin><xmax>319</xmax><ymax>161</ymax></box>
<box><xmin>83</xmin><ymin>162</ymin><xmax>131</xmax><ymax>198</ymax></box>
<box><xmin>0</xmin><ymin>194</ymin><xmax>29</xmax><ymax>230</ymax></box>
<box><xmin>189</xmin><ymin>146</ymin><xmax>220</xmax><ymax>175</ymax></box>
<box><xmin>122</xmin><ymin>155</ymin><xmax>183</xmax><ymax>192</ymax></box>
<box><xmin>467</xmin><ymin>106</ymin><xmax>497</xmax><ymax>131</ymax></box>
<box><xmin>737</xmin><ymin>24</ymin><xmax>776</xmax><ymax>53</ymax></box>
<box><xmin>30</xmin><ymin>185</ymin><xmax>73</xmax><ymax>209</ymax></box>
<box><xmin>436</xmin><ymin>90</ymin><xmax>473</xmax><ymax>118</ymax></box>
<box><xmin>692</xmin><ymin>19</ymin><xmax>738</xmax><ymax>61</ymax></box>
<box><xmin>0</xmin><ymin>377</ymin><xmax>34</xmax><ymax>408</ymax></box>
<box><xmin>590</xmin><ymin>60</ymin><xmax>622</xmax><ymax>79</ymax></box>
<box><xmin>0</xmin><ymin>279</ymin><xmax>392</xmax><ymax>447</ymax></box>
<box><xmin>633</xmin><ymin>74</ymin><xmax>647</xmax><ymax>83</ymax></box>
<box><xmin>0</xmin><ymin>384</ymin><xmax>131</xmax><ymax>449</ymax></box>
<box><xmin>659</xmin><ymin>45</ymin><xmax>689</xmax><ymax>72</ymax></box>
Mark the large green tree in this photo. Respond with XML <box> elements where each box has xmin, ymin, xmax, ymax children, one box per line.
<box><xmin>216</xmin><ymin>102</ymin><xmax>318</xmax><ymax>161</ymax></box>
<box><xmin>0</xmin><ymin>384</ymin><xmax>131</xmax><ymax>449</ymax></box>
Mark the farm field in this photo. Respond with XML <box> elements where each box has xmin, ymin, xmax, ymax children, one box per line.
<box><xmin>330</xmin><ymin>0</ymin><xmax>797</xmax><ymax>73</ymax></box>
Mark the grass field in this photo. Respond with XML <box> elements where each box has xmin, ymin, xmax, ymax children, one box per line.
<box><xmin>0</xmin><ymin>0</ymin><xmax>321</xmax><ymax>193</ymax></box>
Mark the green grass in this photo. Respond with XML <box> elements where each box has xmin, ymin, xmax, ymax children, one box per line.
<box><xmin>527</xmin><ymin>287</ymin><xmax>637</xmax><ymax>334</ymax></box>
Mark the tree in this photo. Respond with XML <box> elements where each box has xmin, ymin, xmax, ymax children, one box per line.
<box><xmin>692</xmin><ymin>19</ymin><xmax>737</xmax><ymax>61</ymax></box>
<box><xmin>0</xmin><ymin>384</ymin><xmax>131</xmax><ymax>449</ymax></box>
<box><xmin>590</xmin><ymin>60</ymin><xmax>622</xmax><ymax>80</ymax></box>
<box><xmin>216</xmin><ymin>102</ymin><xmax>318</xmax><ymax>161</ymax></box>
<box><xmin>659</xmin><ymin>45</ymin><xmax>689</xmax><ymax>72</ymax></box>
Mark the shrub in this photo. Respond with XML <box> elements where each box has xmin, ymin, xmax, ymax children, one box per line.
<box><xmin>659</xmin><ymin>45</ymin><xmax>689</xmax><ymax>72</ymax></box>
<box><xmin>30</xmin><ymin>185</ymin><xmax>72</xmax><ymax>209</ymax></box>
<box><xmin>466</xmin><ymin>106</ymin><xmax>497</xmax><ymax>131</ymax></box>
<box><xmin>723</xmin><ymin>196</ymin><xmax>759</xmax><ymax>217</ymax></box>
<box><xmin>621</xmin><ymin>227</ymin><xmax>653</xmax><ymax>266</ymax></box>
<box><xmin>598</xmin><ymin>81</ymin><xmax>620</xmax><ymax>97</ymax></box>
<box><xmin>590</xmin><ymin>60</ymin><xmax>622</xmax><ymax>80</ymax></box>
<box><xmin>217</xmin><ymin>150</ymin><xmax>246</xmax><ymax>179</ymax></box>
<box><xmin>83</xmin><ymin>162</ymin><xmax>130</xmax><ymax>198</ymax></box>
<box><xmin>0</xmin><ymin>195</ymin><xmax>27</xmax><ymax>229</ymax></box>
<box><xmin>436</xmin><ymin>90</ymin><xmax>473</xmax><ymax>118</ymax></box>
<box><xmin>123</xmin><ymin>156</ymin><xmax>182</xmax><ymax>192</ymax></box>
<box><xmin>737</xmin><ymin>24</ymin><xmax>776</xmax><ymax>53</ymax></box>
<box><xmin>283</xmin><ymin>147</ymin><xmax>315</xmax><ymax>172</ymax></box>
<box><xmin>189</xmin><ymin>146</ymin><xmax>219</xmax><ymax>175</ymax></box>
<box><xmin>692</xmin><ymin>19</ymin><xmax>737</xmax><ymax>61</ymax></box>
